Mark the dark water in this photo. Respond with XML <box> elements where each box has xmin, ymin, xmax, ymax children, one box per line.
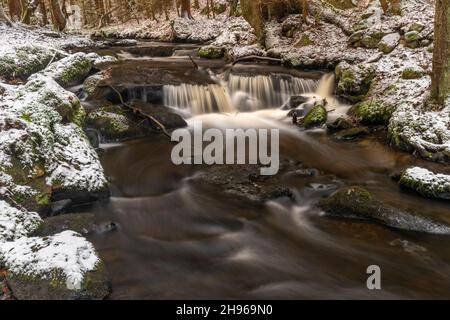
<box><xmin>86</xmin><ymin>43</ymin><xmax>450</xmax><ymax>299</ymax></box>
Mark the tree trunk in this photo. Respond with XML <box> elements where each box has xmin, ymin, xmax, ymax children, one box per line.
<box><xmin>40</xmin><ymin>0</ymin><xmax>48</xmax><ymax>25</ymax></box>
<box><xmin>0</xmin><ymin>3</ymin><xmax>13</xmax><ymax>25</ymax></box>
<box><xmin>380</xmin><ymin>0</ymin><xmax>388</xmax><ymax>13</ymax></box>
<box><xmin>8</xmin><ymin>0</ymin><xmax>21</xmax><ymax>20</ymax></box>
<box><xmin>431</xmin><ymin>0</ymin><xmax>450</xmax><ymax>106</ymax></box>
<box><xmin>21</xmin><ymin>0</ymin><xmax>40</xmax><ymax>24</ymax></box>
<box><xmin>180</xmin><ymin>0</ymin><xmax>192</xmax><ymax>19</ymax></box>
<box><xmin>301</xmin><ymin>0</ymin><xmax>308</xmax><ymax>22</ymax></box>
<box><xmin>50</xmin><ymin>0</ymin><xmax>66</xmax><ymax>30</ymax></box>
<box><xmin>390</xmin><ymin>0</ymin><xmax>401</xmax><ymax>15</ymax></box>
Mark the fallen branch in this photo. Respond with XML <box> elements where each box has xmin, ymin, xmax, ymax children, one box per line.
<box><xmin>232</xmin><ymin>55</ymin><xmax>282</xmax><ymax>66</ymax></box>
<box><xmin>188</xmin><ymin>55</ymin><xmax>199</xmax><ymax>70</ymax></box>
<box><xmin>107</xmin><ymin>85</ymin><xmax>172</xmax><ymax>139</ymax></box>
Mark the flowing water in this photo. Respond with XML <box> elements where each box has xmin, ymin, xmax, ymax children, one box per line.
<box><xmin>85</xmin><ymin>43</ymin><xmax>450</xmax><ymax>299</ymax></box>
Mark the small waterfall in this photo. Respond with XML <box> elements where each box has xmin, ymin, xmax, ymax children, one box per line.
<box><xmin>163</xmin><ymin>74</ymin><xmax>318</xmax><ymax>114</ymax></box>
<box><xmin>228</xmin><ymin>74</ymin><xmax>317</xmax><ymax>109</ymax></box>
<box><xmin>315</xmin><ymin>74</ymin><xmax>335</xmax><ymax>98</ymax></box>
<box><xmin>163</xmin><ymin>84</ymin><xmax>236</xmax><ymax>114</ymax></box>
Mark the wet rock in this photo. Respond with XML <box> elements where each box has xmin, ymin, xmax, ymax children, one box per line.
<box><xmin>401</xmin><ymin>66</ymin><xmax>426</xmax><ymax>79</ymax></box>
<box><xmin>129</xmin><ymin>102</ymin><xmax>188</xmax><ymax>130</ymax></box>
<box><xmin>326</xmin><ymin>117</ymin><xmax>354</xmax><ymax>133</ymax></box>
<box><xmin>335</xmin><ymin>61</ymin><xmax>375</xmax><ymax>102</ymax></box>
<box><xmin>378</xmin><ymin>33</ymin><xmax>400</xmax><ymax>54</ymax></box>
<box><xmin>399</xmin><ymin>167</ymin><xmax>450</xmax><ymax>200</ymax></box>
<box><xmin>192</xmin><ymin>164</ymin><xmax>294</xmax><ymax>204</ymax></box>
<box><xmin>83</xmin><ymin>72</ymin><xmax>112</xmax><ymax>100</ymax></box>
<box><xmin>334</xmin><ymin>127</ymin><xmax>370</xmax><ymax>140</ymax></box>
<box><xmin>282</xmin><ymin>95</ymin><xmax>309</xmax><ymax>110</ymax></box>
<box><xmin>33</xmin><ymin>213</ymin><xmax>97</xmax><ymax>236</ymax></box>
<box><xmin>1</xmin><ymin>231</ymin><xmax>110</xmax><ymax>300</ymax></box>
<box><xmin>301</xmin><ymin>104</ymin><xmax>327</xmax><ymax>128</ymax></box>
<box><xmin>86</xmin><ymin>105</ymin><xmax>138</xmax><ymax>141</ymax></box>
<box><xmin>198</xmin><ymin>45</ymin><xmax>225</xmax><ymax>59</ymax></box>
<box><xmin>318</xmin><ymin>186</ymin><xmax>450</xmax><ymax>235</ymax></box>
<box><xmin>350</xmin><ymin>99</ymin><xmax>393</xmax><ymax>125</ymax></box>
<box><xmin>48</xmin><ymin>199</ymin><xmax>73</xmax><ymax>216</ymax></box>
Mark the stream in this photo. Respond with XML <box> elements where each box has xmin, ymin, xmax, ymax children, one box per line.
<box><xmin>83</xmin><ymin>42</ymin><xmax>450</xmax><ymax>299</ymax></box>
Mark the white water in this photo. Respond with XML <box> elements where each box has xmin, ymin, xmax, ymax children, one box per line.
<box><xmin>163</xmin><ymin>73</ymin><xmax>318</xmax><ymax>114</ymax></box>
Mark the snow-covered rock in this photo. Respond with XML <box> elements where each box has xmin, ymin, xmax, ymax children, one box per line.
<box><xmin>0</xmin><ymin>231</ymin><xmax>109</xmax><ymax>299</ymax></box>
<box><xmin>171</xmin><ymin>17</ymin><xmax>223</xmax><ymax>43</ymax></box>
<box><xmin>400</xmin><ymin>167</ymin><xmax>450</xmax><ymax>200</ymax></box>
<box><xmin>0</xmin><ymin>201</ymin><xmax>42</xmax><ymax>242</ymax></box>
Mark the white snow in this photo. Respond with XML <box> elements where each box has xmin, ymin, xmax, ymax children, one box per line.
<box><xmin>402</xmin><ymin>167</ymin><xmax>450</xmax><ymax>189</ymax></box>
<box><xmin>0</xmin><ymin>231</ymin><xmax>100</xmax><ymax>290</ymax></box>
<box><xmin>0</xmin><ymin>201</ymin><xmax>42</xmax><ymax>242</ymax></box>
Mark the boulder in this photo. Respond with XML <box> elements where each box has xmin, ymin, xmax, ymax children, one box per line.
<box><xmin>37</xmin><ymin>52</ymin><xmax>94</xmax><ymax>87</ymax></box>
<box><xmin>171</xmin><ymin>18</ymin><xmax>223</xmax><ymax>43</ymax></box>
<box><xmin>350</xmin><ymin>99</ymin><xmax>393</xmax><ymax>125</ymax></box>
<box><xmin>0</xmin><ymin>45</ymin><xmax>64</xmax><ymax>80</ymax></box>
<box><xmin>378</xmin><ymin>33</ymin><xmax>400</xmax><ymax>54</ymax></box>
<box><xmin>282</xmin><ymin>95</ymin><xmax>309</xmax><ymax>110</ymax></box>
<box><xmin>301</xmin><ymin>104</ymin><xmax>327</xmax><ymax>128</ymax></box>
<box><xmin>326</xmin><ymin>117</ymin><xmax>354</xmax><ymax>133</ymax></box>
<box><xmin>401</xmin><ymin>66</ymin><xmax>426</xmax><ymax>79</ymax></box>
<box><xmin>198</xmin><ymin>45</ymin><xmax>225</xmax><ymax>59</ymax></box>
<box><xmin>318</xmin><ymin>186</ymin><xmax>450</xmax><ymax>234</ymax></box>
<box><xmin>405</xmin><ymin>31</ymin><xmax>420</xmax><ymax>48</ymax></box>
<box><xmin>0</xmin><ymin>231</ymin><xmax>110</xmax><ymax>300</ymax></box>
<box><xmin>335</xmin><ymin>62</ymin><xmax>375</xmax><ymax>102</ymax></box>
<box><xmin>399</xmin><ymin>167</ymin><xmax>450</xmax><ymax>200</ymax></box>
<box><xmin>33</xmin><ymin>213</ymin><xmax>97</xmax><ymax>237</ymax></box>
<box><xmin>334</xmin><ymin>127</ymin><xmax>370</xmax><ymax>140</ymax></box>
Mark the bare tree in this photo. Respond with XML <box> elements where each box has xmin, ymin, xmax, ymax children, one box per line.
<box><xmin>180</xmin><ymin>0</ymin><xmax>192</xmax><ymax>19</ymax></box>
<box><xmin>0</xmin><ymin>2</ymin><xmax>13</xmax><ymax>25</ymax></box>
<box><xmin>431</xmin><ymin>0</ymin><xmax>450</xmax><ymax>106</ymax></box>
<box><xmin>50</xmin><ymin>0</ymin><xmax>66</xmax><ymax>30</ymax></box>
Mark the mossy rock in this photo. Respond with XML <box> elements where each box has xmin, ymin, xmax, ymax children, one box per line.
<box><xmin>6</xmin><ymin>262</ymin><xmax>110</xmax><ymax>300</ymax></box>
<box><xmin>198</xmin><ymin>45</ymin><xmax>225</xmax><ymax>59</ymax></box>
<box><xmin>335</xmin><ymin>62</ymin><xmax>375</xmax><ymax>101</ymax></box>
<box><xmin>348</xmin><ymin>30</ymin><xmax>365</xmax><ymax>45</ymax></box>
<box><xmin>0</xmin><ymin>45</ymin><xmax>61</xmax><ymax>80</ymax></box>
<box><xmin>378</xmin><ymin>33</ymin><xmax>400</xmax><ymax>54</ymax></box>
<box><xmin>409</xmin><ymin>23</ymin><xmax>424</xmax><ymax>33</ymax></box>
<box><xmin>361</xmin><ymin>32</ymin><xmax>385</xmax><ymax>49</ymax></box>
<box><xmin>399</xmin><ymin>167</ymin><xmax>450</xmax><ymax>200</ymax></box>
<box><xmin>350</xmin><ymin>99</ymin><xmax>393</xmax><ymax>125</ymax></box>
<box><xmin>86</xmin><ymin>106</ymin><xmax>134</xmax><ymax>141</ymax></box>
<box><xmin>401</xmin><ymin>67</ymin><xmax>425</xmax><ymax>79</ymax></box>
<box><xmin>301</xmin><ymin>104</ymin><xmax>327</xmax><ymax>128</ymax></box>
<box><xmin>405</xmin><ymin>31</ymin><xmax>420</xmax><ymax>48</ymax></box>
<box><xmin>318</xmin><ymin>186</ymin><xmax>450</xmax><ymax>234</ymax></box>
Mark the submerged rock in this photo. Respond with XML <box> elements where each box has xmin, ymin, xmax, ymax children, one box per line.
<box><xmin>399</xmin><ymin>167</ymin><xmax>450</xmax><ymax>200</ymax></box>
<box><xmin>334</xmin><ymin>127</ymin><xmax>370</xmax><ymax>140</ymax></box>
<box><xmin>319</xmin><ymin>186</ymin><xmax>450</xmax><ymax>235</ymax></box>
<box><xmin>282</xmin><ymin>95</ymin><xmax>309</xmax><ymax>110</ymax></box>
<box><xmin>326</xmin><ymin>117</ymin><xmax>355</xmax><ymax>133</ymax></box>
<box><xmin>0</xmin><ymin>231</ymin><xmax>110</xmax><ymax>300</ymax></box>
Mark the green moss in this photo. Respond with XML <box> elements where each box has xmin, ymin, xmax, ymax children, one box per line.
<box><xmin>350</xmin><ymin>99</ymin><xmax>393</xmax><ymax>125</ymax></box>
<box><xmin>401</xmin><ymin>67</ymin><xmax>425</xmax><ymax>79</ymax></box>
<box><xmin>35</xmin><ymin>193</ymin><xmax>50</xmax><ymax>206</ymax></box>
<box><xmin>21</xmin><ymin>112</ymin><xmax>32</xmax><ymax>122</ymax></box>
<box><xmin>59</xmin><ymin>59</ymin><xmax>92</xmax><ymax>87</ymax></box>
<box><xmin>302</xmin><ymin>104</ymin><xmax>327</xmax><ymax>128</ymax></box>
<box><xmin>198</xmin><ymin>46</ymin><xmax>225</xmax><ymax>59</ymax></box>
